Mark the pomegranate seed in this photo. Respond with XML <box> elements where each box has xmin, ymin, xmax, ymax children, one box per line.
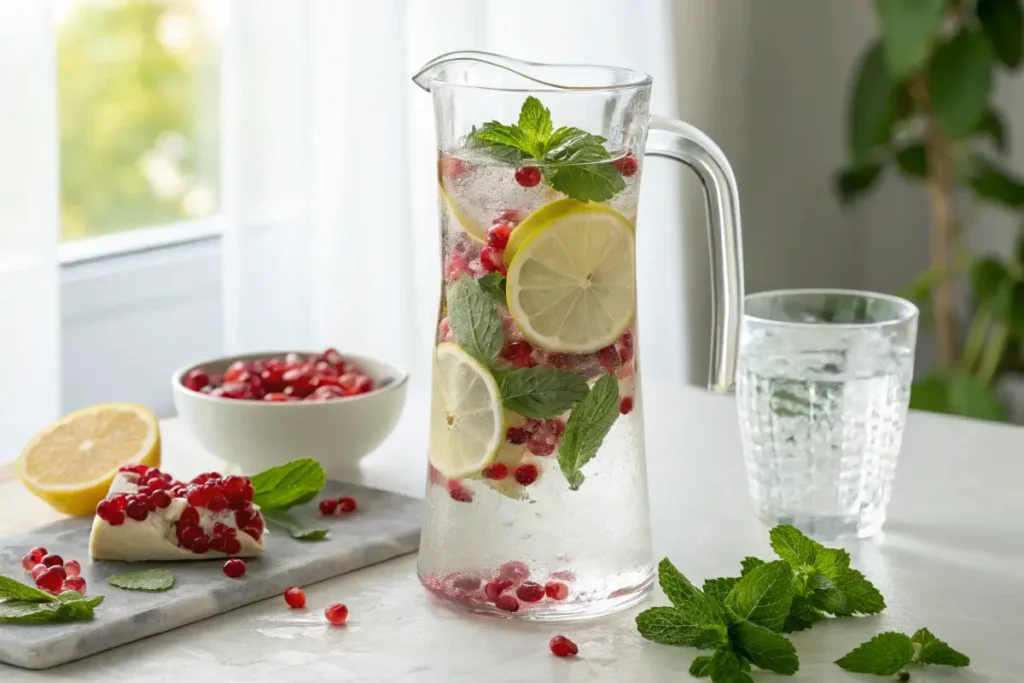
<box><xmin>126</xmin><ymin>500</ymin><xmax>149</xmax><ymax>521</ymax></box>
<box><xmin>206</xmin><ymin>494</ymin><xmax>229</xmax><ymax>512</ymax></box>
<box><xmin>338</xmin><ymin>496</ymin><xmax>357</xmax><ymax>513</ymax></box>
<box><xmin>213</xmin><ymin>522</ymin><xmax>235</xmax><ymax>538</ymax></box>
<box><xmin>485</xmin><ymin>577</ymin><xmax>514</xmax><ymax>602</ymax></box>
<box><xmin>41</xmin><ymin>554</ymin><xmax>63</xmax><ymax>567</ymax></box>
<box><xmin>480</xmin><ymin>247</ymin><xmax>506</xmax><ymax>275</ymax></box>
<box><xmin>223</xmin><ymin>538</ymin><xmax>243</xmax><ymax>555</ymax></box>
<box><xmin>28</xmin><ymin>547</ymin><xmax>47</xmax><ymax>564</ymax></box>
<box><xmin>448</xmin><ymin>484</ymin><xmax>474</xmax><ymax>503</ymax></box>
<box><xmin>182</xmin><ymin>369</ymin><xmax>210</xmax><ymax>392</ymax></box>
<box><xmin>20</xmin><ymin>553</ymin><xmax>37</xmax><ymax>571</ymax></box>
<box><xmin>178</xmin><ymin>506</ymin><xmax>200</xmax><ymax>527</ymax></box>
<box><xmin>620</xmin><ymin>396</ymin><xmax>634</xmax><ymax>415</ymax></box>
<box><xmin>284</xmin><ymin>587</ymin><xmax>306</xmax><ymax>608</ymax></box>
<box><xmin>223</xmin><ymin>559</ymin><xmax>246</xmax><ymax>578</ymax></box>
<box><xmin>106</xmin><ymin>509</ymin><xmax>126</xmax><ymax>526</ymax></box>
<box><xmin>527</xmin><ymin>439</ymin><xmax>555</xmax><ymax>456</ymax></box>
<box><xmin>499</xmin><ymin>561</ymin><xmax>531</xmax><ymax>583</ymax></box>
<box><xmin>264</xmin><ymin>392</ymin><xmax>290</xmax><ymax>402</ymax></box>
<box><xmin>35</xmin><ymin>569</ymin><xmax>64</xmax><ymax>594</ymax></box>
<box><xmin>496</xmin><ymin>208</ymin><xmax>521</xmax><ymax>225</ymax></box>
<box><xmin>30</xmin><ymin>564</ymin><xmax>47</xmax><ymax>579</ymax></box>
<box><xmin>482</xmin><ymin>463</ymin><xmax>508</xmax><ymax>480</ymax></box>
<box><xmin>514</xmin><ymin>166</ymin><xmax>541</xmax><ymax>188</ymax></box>
<box><xmin>618</xmin><ymin>331</ymin><xmax>634</xmax><ymax>363</ymax></box>
<box><xmin>186</xmin><ymin>486</ymin><xmax>210</xmax><ymax>508</ymax></box>
<box><xmin>494</xmin><ymin>594</ymin><xmax>520</xmax><ymax>612</ymax></box>
<box><xmin>452</xmin><ymin>576</ymin><xmax>482</xmax><ymax>591</ymax></box>
<box><xmin>502</xmin><ymin>340</ymin><xmax>535</xmax><ymax>368</ymax></box>
<box><xmin>613</xmin><ymin>153</ymin><xmax>639</xmax><ymax>177</ymax></box>
<box><xmin>224</xmin><ymin>360</ymin><xmax>247</xmax><ymax>382</ymax></box>
<box><xmin>49</xmin><ymin>565</ymin><xmax>67</xmax><ymax>580</ymax></box>
<box><xmin>506</xmin><ymin>427</ymin><xmax>530</xmax><ymax>444</ymax></box>
<box><xmin>179</xmin><ymin>526</ymin><xmax>204</xmax><ymax>548</ymax></box>
<box><xmin>446</xmin><ymin>251</ymin><xmax>472</xmax><ymax>281</ymax></box>
<box><xmin>119</xmin><ymin>464</ymin><xmax>148</xmax><ymax>475</ymax></box>
<box><xmin>597</xmin><ymin>345</ymin><xmax>620</xmax><ymax>374</ymax></box>
<box><xmin>325</xmin><ymin>602</ymin><xmax>349</xmax><ymax>625</ymax></box>
<box><xmin>319</xmin><ymin>498</ymin><xmax>339</xmax><ymax>515</ymax></box>
<box><xmin>487</xmin><ymin>224</ymin><xmax>512</xmax><ymax>250</ymax></box>
<box><xmin>64</xmin><ymin>576</ymin><xmax>87</xmax><ymax>594</ymax></box>
<box><xmin>516</xmin><ymin>581</ymin><xmax>545</xmax><ymax>602</ymax></box>
<box><xmin>191</xmin><ymin>536</ymin><xmax>210</xmax><ymax>554</ymax></box>
<box><xmin>549</xmin><ymin>635</ymin><xmax>578</xmax><ymax>657</ymax></box>
<box><xmin>151</xmin><ymin>490</ymin><xmax>172</xmax><ymax>509</ymax></box>
<box><xmin>111</xmin><ymin>494</ymin><xmax>129</xmax><ymax>510</ymax></box>
<box><xmin>514</xmin><ymin>464</ymin><xmax>539</xmax><ymax>486</ymax></box>
<box><xmin>545</xmin><ymin>581</ymin><xmax>569</xmax><ymax>600</ymax></box>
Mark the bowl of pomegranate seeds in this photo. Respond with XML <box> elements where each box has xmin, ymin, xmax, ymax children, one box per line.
<box><xmin>172</xmin><ymin>349</ymin><xmax>408</xmax><ymax>474</ymax></box>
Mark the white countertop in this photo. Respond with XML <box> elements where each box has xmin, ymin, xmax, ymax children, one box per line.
<box><xmin>3</xmin><ymin>382</ymin><xmax>1023</xmax><ymax>682</ymax></box>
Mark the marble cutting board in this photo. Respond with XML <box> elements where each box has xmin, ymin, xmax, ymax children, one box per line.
<box><xmin>0</xmin><ymin>481</ymin><xmax>421</xmax><ymax>669</ymax></box>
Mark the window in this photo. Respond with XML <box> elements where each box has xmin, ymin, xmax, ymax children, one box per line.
<box><xmin>54</xmin><ymin>0</ymin><xmax>222</xmax><ymax>245</ymax></box>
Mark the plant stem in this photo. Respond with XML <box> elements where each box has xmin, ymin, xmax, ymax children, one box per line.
<box><xmin>961</xmin><ymin>311</ymin><xmax>991</xmax><ymax>373</ymax></box>
<box><xmin>978</xmin><ymin>322</ymin><xmax>1009</xmax><ymax>386</ymax></box>
<box><xmin>911</xmin><ymin>75</ymin><xmax>958</xmax><ymax>367</ymax></box>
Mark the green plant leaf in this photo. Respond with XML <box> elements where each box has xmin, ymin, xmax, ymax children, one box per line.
<box><xmin>250</xmin><ymin>459</ymin><xmax>326</xmax><ymax>510</ymax></box>
<box><xmin>262</xmin><ymin>508</ymin><xmax>329</xmax><ymax>540</ymax></box>
<box><xmin>689</xmin><ymin>655</ymin><xmax>713</xmax><ymax>677</ymax></box>
<box><xmin>848</xmin><ymin>40</ymin><xmax>895</xmax><ymax>160</ymax></box>
<box><xmin>929</xmin><ymin>30</ymin><xmax>995</xmax><ymax>138</ymax></box>
<box><xmin>976</xmin><ymin>108</ymin><xmax>1008</xmax><ymax>152</ymax></box>
<box><xmin>978</xmin><ymin>0</ymin><xmax>1024</xmax><ymax>67</ymax></box>
<box><xmin>910</xmin><ymin>370</ymin><xmax>1006</xmax><ymax>420</ymax></box>
<box><xmin>709</xmin><ymin>648</ymin><xmax>755</xmax><ymax>683</ymax></box>
<box><xmin>835</xmin><ymin>163</ymin><xmax>884</xmax><ymax>204</ymax></box>
<box><xmin>702</xmin><ymin>577</ymin><xmax>740</xmax><ymax>608</ymax></box>
<box><xmin>729</xmin><ymin>621</ymin><xmax>800</xmax><ymax>675</ymax></box>
<box><xmin>476</xmin><ymin>272</ymin><xmax>506</xmax><ymax>306</ymax></box>
<box><xmin>740</xmin><ymin>557</ymin><xmax>765</xmax><ymax>576</ymax></box>
<box><xmin>0</xmin><ymin>575</ymin><xmax>58</xmax><ymax>603</ymax></box>
<box><xmin>912</xmin><ymin>627</ymin><xmax>971</xmax><ymax>667</ymax></box>
<box><xmin>969</xmin><ymin>156</ymin><xmax>1024</xmax><ymax>208</ymax></box>
<box><xmin>495</xmin><ymin>367</ymin><xmax>590</xmax><ymax>419</ymax></box>
<box><xmin>874</xmin><ymin>0</ymin><xmax>949</xmax><ymax>78</ymax></box>
<box><xmin>517</xmin><ymin>96</ymin><xmax>553</xmax><ymax>148</ymax></box>
<box><xmin>769</xmin><ymin>525</ymin><xmax>819</xmax><ymax>568</ymax></box>
<box><xmin>813</xmin><ymin>547</ymin><xmax>851</xmax><ymax>580</ymax></box>
<box><xmin>446</xmin><ymin>275</ymin><xmax>505</xmax><ymax>365</ymax></box>
<box><xmin>835</xmin><ymin>632</ymin><xmax>915</xmax><ymax>675</ymax></box>
<box><xmin>106</xmin><ymin>569</ymin><xmax>175</xmax><ymax>592</ymax></box>
<box><xmin>782</xmin><ymin>596</ymin><xmax>825</xmax><ymax>633</ymax></box>
<box><xmin>896</xmin><ymin>143</ymin><xmax>927</xmax><ymax>178</ymax></box>
<box><xmin>973</xmin><ymin>258</ymin><xmax>1012</xmax><ymax>308</ymax></box>
<box><xmin>658</xmin><ymin>558</ymin><xmax>702</xmax><ymax>606</ymax></box>
<box><xmin>634</xmin><ymin>604</ymin><xmax>725</xmax><ymax>648</ymax></box>
<box><xmin>724</xmin><ymin>561</ymin><xmax>794</xmax><ymax>633</ymax></box>
<box><xmin>557</xmin><ymin>374</ymin><xmax>619</xmax><ymax>490</ymax></box>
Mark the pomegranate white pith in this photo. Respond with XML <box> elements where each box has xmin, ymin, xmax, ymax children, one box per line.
<box><xmin>88</xmin><ymin>468</ymin><xmax>264</xmax><ymax>561</ymax></box>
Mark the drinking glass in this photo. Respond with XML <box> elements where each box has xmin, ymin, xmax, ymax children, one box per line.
<box><xmin>736</xmin><ymin>289</ymin><xmax>918</xmax><ymax>539</ymax></box>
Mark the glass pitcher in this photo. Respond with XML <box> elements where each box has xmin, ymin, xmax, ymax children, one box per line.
<box><xmin>413</xmin><ymin>52</ymin><xmax>744</xmax><ymax>620</ymax></box>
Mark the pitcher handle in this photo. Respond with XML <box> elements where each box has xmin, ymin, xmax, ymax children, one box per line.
<box><xmin>644</xmin><ymin>116</ymin><xmax>744</xmax><ymax>394</ymax></box>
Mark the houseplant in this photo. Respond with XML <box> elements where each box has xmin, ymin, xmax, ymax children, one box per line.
<box><xmin>836</xmin><ymin>0</ymin><xmax>1024</xmax><ymax>421</ymax></box>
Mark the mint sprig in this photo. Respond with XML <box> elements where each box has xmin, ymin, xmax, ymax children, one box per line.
<box><xmin>476</xmin><ymin>272</ymin><xmax>506</xmax><ymax>307</ymax></box>
<box><xmin>250</xmin><ymin>458</ymin><xmax>326</xmax><ymax>510</ymax></box>
<box><xmin>835</xmin><ymin>628</ymin><xmax>969</xmax><ymax>678</ymax></box>
<box><xmin>262</xmin><ymin>508</ymin><xmax>329</xmax><ymax>541</ymax></box>
<box><xmin>557</xmin><ymin>374</ymin><xmax>619</xmax><ymax>490</ymax></box>
<box><xmin>107</xmin><ymin>569</ymin><xmax>175</xmax><ymax>592</ymax></box>
<box><xmin>496</xmin><ymin>367</ymin><xmax>589</xmax><ymax>419</ymax></box>
<box><xmin>470</xmin><ymin>96</ymin><xmax>626</xmax><ymax>203</ymax></box>
<box><xmin>0</xmin><ymin>575</ymin><xmax>57</xmax><ymax>603</ymax></box>
<box><xmin>447</xmin><ymin>275</ymin><xmax>504</xmax><ymax>364</ymax></box>
<box><xmin>0</xmin><ymin>577</ymin><xmax>102</xmax><ymax>624</ymax></box>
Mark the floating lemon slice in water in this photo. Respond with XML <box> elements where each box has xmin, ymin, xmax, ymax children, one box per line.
<box><xmin>506</xmin><ymin>199</ymin><xmax>636</xmax><ymax>354</ymax></box>
<box><xmin>439</xmin><ymin>183</ymin><xmax>488</xmax><ymax>243</ymax></box>
<box><xmin>428</xmin><ymin>343</ymin><xmax>505</xmax><ymax>479</ymax></box>
<box><xmin>17</xmin><ymin>403</ymin><xmax>161</xmax><ymax>516</ymax></box>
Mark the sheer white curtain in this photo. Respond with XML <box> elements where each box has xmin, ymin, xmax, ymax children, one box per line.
<box><xmin>0</xmin><ymin>1</ymin><xmax>61</xmax><ymax>463</ymax></box>
<box><xmin>224</xmin><ymin>0</ymin><xmax>744</xmax><ymax>398</ymax></box>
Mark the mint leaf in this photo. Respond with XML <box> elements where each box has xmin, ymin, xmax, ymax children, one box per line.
<box><xmin>262</xmin><ymin>508</ymin><xmax>329</xmax><ymax>540</ymax></box>
<box><xmin>557</xmin><ymin>374</ymin><xmax>619</xmax><ymax>490</ymax></box>
<box><xmin>106</xmin><ymin>569</ymin><xmax>176</xmax><ymax>592</ymax></box>
<box><xmin>476</xmin><ymin>272</ymin><xmax>506</xmax><ymax>306</ymax></box>
<box><xmin>709</xmin><ymin>648</ymin><xmax>754</xmax><ymax>683</ymax></box>
<box><xmin>546</xmin><ymin>150</ymin><xmax>625</xmax><ymax>202</ymax></box>
<box><xmin>471</xmin><ymin>122</ymin><xmax>531</xmax><ymax>163</ymax></box>
<box><xmin>250</xmin><ymin>458</ymin><xmax>326</xmax><ymax>510</ymax></box>
<box><xmin>658</xmin><ymin>558</ymin><xmax>701</xmax><ymax>606</ymax></box>
<box><xmin>834</xmin><ymin>568</ymin><xmax>885</xmax><ymax>615</ymax></box>
<box><xmin>782</xmin><ymin>596</ymin><xmax>825</xmax><ymax>633</ymax></box>
<box><xmin>446</xmin><ymin>275</ymin><xmax>504</xmax><ymax>365</ymax></box>
<box><xmin>812</xmin><ymin>547</ymin><xmax>851</xmax><ymax>580</ymax></box>
<box><xmin>517</xmin><ymin>96</ymin><xmax>552</xmax><ymax>151</ymax></box>
<box><xmin>724</xmin><ymin>560</ymin><xmax>794</xmax><ymax>632</ymax></box>
<box><xmin>690</xmin><ymin>655</ymin><xmax>713</xmax><ymax>677</ymax></box>
<box><xmin>769</xmin><ymin>525</ymin><xmax>819</xmax><ymax>568</ymax></box>
<box><xmin>496</xmin><ymin>367</ymin><xmax>589</xmax><ymax>419</ymax></box>
<box><xmin>703</xmin><ymin>577</ymin><xmax>739</xmax><ymax>608</ymax></box>
<box><xmin>729</xmin><ymin>620</ymin><xmax>799</xmax><ymax>675</ymax></box>
<box><xmin>811</xmin><ymin>586</ymin><xmax>850</xmax><ymax>616</ymax></box>
<box><xmin>544</xmin><ymin>127</ymin><xmax>601</xmax><ymax>158</ymax></box>
<box><xmin>739</xmin><ymin>557</ymin><xmax>764</xmax><ymax>576</ymax></box>
<box><xmin>636</xmin><ymin>607</ymin><xmax>719</xmax><ymax>647</ymax></box>
<box><xmin>835</xmin><ymin>632</ymin><xmax>914</xmax><ymax>675</ymax></box>
<box><xmin>0</xmin><ymin>593</ymin><xmax>102</xmax><ymax>623</ymax></box>
<box><xmin>0</xmin><ymin>575</ymin><xmax>57</xmax><ymax>602</ymax></box>
<box><xmin>55</xmin><ymin>594</ymin><xmax>104</xmax><ymax>620</ymax></box>
<box><xmin>912</xmin><ymin>628</ymin><xmax>970</xmax><ymax>667</ymax></box>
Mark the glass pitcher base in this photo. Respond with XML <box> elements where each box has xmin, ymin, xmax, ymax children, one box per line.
<box><xmin>418</xmin><ymin>568</ymin><xmax>655</xmax><ymax>622</ymax></box>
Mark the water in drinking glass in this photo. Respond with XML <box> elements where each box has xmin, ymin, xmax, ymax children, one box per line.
<box><xmin>736</xmin><ymin>290</ymin><xmax>918</xmax><ymax>540</ymax></box>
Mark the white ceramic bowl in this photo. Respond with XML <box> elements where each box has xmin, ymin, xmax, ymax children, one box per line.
<box><xmin>171</xmin><ymin>352</ymin><xmax>408</xmax><ymax>476</ymax></box>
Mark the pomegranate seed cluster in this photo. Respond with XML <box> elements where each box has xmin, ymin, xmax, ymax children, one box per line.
<box><xmin>182</xmin><ymin>347</ymin><xmax>376</xmax><ymax>402</ymax></box>
<box><xmin>94</xmin><ymin>466</ymin><xmax>264</xmax><ymax>555</ymax></box>
<box><xmin>437</xmin><ymin>561</ymin><xmax>572</xmax><ymax>615</ymax></box>
<box><xmin>20</xmin><ymin>546</ymin><xmax>86</xmax><ymax>595</ymax></box>
<box><xmin>318</xmin><ymin>495</ymin><xmax>358</xmax><ymax>516</ymax></box>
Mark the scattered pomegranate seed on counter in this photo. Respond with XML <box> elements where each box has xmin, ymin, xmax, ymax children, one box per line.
<box><xmin>64</xmin><ymin>576</ymin><xmax>87</xmax><ymax>594</ymax></box>
<box><xmin>325</xmin><ymin>602</ymin><xmax>349</xmax><ymax>625</ymax></box>
<box><xmin>338</xmin><ymin>496</ymin><xmax>357</xmax><ymax>513</ymax></box>
<box><xmin>63</xmin><ymin>560</ymin><xmax>81</xmax><ymax>577</ymax></box>
<box><xmin>319</xmin><ymin>498</ymin><xmax>339</xmax><ymax>515</ymax></box>
<box><xmin>284</xmin><ymin>587</ymin><xmax>306</xmax><ymax>608</ymax></box>
<box><xmin>40</xmin><ymin>554</ymin><xmax>63</xmax><ymax>567</ymax></box>
<box><xmin>223</xmin><ymin>559</ymin><xmax>246</xmax><ymax>578</ymax></box>
<box><xmin>30</xmin><ymin>564</ymin><xmax>47</xmax><ymax>580</ymax></box>
<box><xmin>549</xmin><ymin>635</ymin><xmax>578</xmax><ymax>657</ymax></box>
<box><xmin>545</xmin><ymin>581</ymin><xmax>569</xmax><ymax>600</ymax></box>
<box><xmin>35</xmin><ymin>569</ymin><xmax>64</xmax><ymax>594</ymax></box>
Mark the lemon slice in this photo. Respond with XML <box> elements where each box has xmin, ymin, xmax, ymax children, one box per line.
<box><xmin>439</xmin><ymin>183</ymin><xmax>488</xmax><ymax>243</ymax></box>
<box><xmin>428</xmin><ymin>343</ymin><xmax>505</xmax><ymax>479</ymax></box>
<box><xmin>17</xmin><ymin>403</ymin><xmax>161</xmax><ymax>516</ymax></box>
<box><xmin>506</xmin><ymin>199</ymin><xmax>636</xmax><ymax>354</ymax></box>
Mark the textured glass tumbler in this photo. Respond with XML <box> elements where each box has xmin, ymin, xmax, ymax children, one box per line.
<box><xmin>735</xmin><ymin>290</ymin><xmax>918</xmax><ymax>539</ymax></box>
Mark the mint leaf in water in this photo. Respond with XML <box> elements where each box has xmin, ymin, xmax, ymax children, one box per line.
<box><xmin>557</xmin><ymin>374</ymin><xmax>620</xmax><ymax>490</ymax></box>
<box><xmin>835</xmin><ymin>632</ymin><xmax>915</xmax><ymax>676</ymax></box>
<box><xmin>106</xmin><ymin>569</ymin><xmax>176</xmax><ymax>592</ymax></box>
<box><xmin>471</xmin><ymin>122</ymin><xmax>531</xmax><ymax>163</ymax></box>
<box><xmin>446</xmin><ymin>275</ymin><xmax>504</xmax><ymax>364</ymax></box>
<box><xmin>724</xmin><ymin>561</ymin><xmax>794</xmax><ymax>633</ymax></box>
<box><xmin>912</xmin><ymin>628</ymin><xmax>970</xmax><ymax>667</ymax></box>
<box><xmin>496</xmin><ymin>367</ymin><xmax>589</xmax><ymax>419</ymax></box>
<box><xmin>250</xmin><ymin>458</ymin><xmax>326</xmax><ymax>510</ymax></box>
<box><xmin>545</xmin><ymin>140</ymin><xmax>626</xmax><ymax>203</ymax></box>
<box><xmin>262</xmin><ymin>508</ymin><xmax>329</xmax><ymax>541</ymax></box>
<box><xmin>0</xmin><ymin>575</ymin><xmax>57</xmax><ymax>603</ymax></box>
<box><xmin>476</xmin><ymin>272</ymin><xmax>506</xmax><ymax>306</ymax></box>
